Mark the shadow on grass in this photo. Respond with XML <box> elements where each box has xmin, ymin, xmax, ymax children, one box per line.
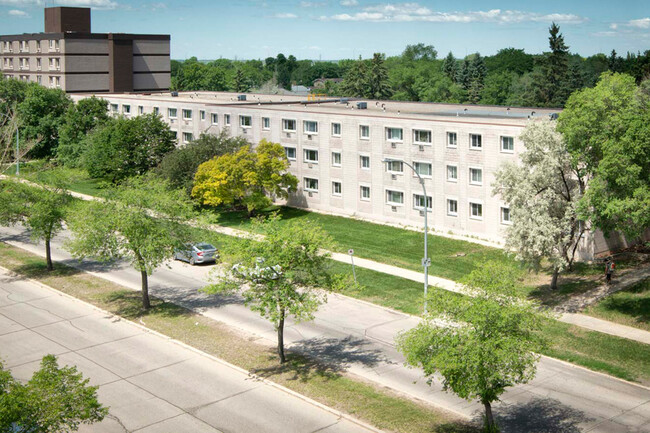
<box><xmin>100</xmin><ymin>290</ymin><xmax>193</xmax><ymax>321</ymax></box>
<box><xmin>490</xmin><ymin>397</ymin><xmax>593</xmax><ymax>433</ymax></box>
<box><xmin>595</xmin><ymin>279</ymin><xmax>650</xmax><ymax>325</ymax></box>
<box><xmin>291</xmin><ymin>336</ymin><xmax>390</xmax><ymax>370</ymax></box>
<box><xmin>528</xmin><ymin>276</ymin><xmax>601</xmax><ymax>307</ymax></box>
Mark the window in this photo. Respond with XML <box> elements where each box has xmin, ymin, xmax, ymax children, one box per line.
<box><xmin>182</xmin><ymin>132</ymin><xmax>194</xmax><ymax>143</ymax></box>
<box><xmin>413</xmin><ymin>194</ymin><xmax>432</xmax><ymax>211</ymax></box>
<box><xmin>332</xmin><ymin>181</ymin><xmax>342</xmax><ymax>196</ymax></box>
<box><xmin>304</xmin><ymin>149</ymin><xmax>319</xmax><ymax>163</ymax></box>
<box><xmin>211</xmin><ymin>113</ymin><xmax>218</xmax><ymax>124</ymax></box>
<box><xmin>331</xmin><ymin>122</ymin><xmax>341</xmax><ymax>136</ymax></box>
<box><xmin>110</xmin><ymin>103</ymin><xmax>118</xmax><ymax>113</ymax></box>
<box><xmin>48</xmin><ymin>40</ymin><xmax>60</xmax><ymax>52</ymax></box>
<box><xmin>386</xmin><ymin>160</ymin><xmax>403</xmax><ymax>174</ymax></box>
<box><xmin>470</xmin><ymin>202</ymin><xmax>483</xmax><ymax>220</ymax></box>
<box><xmin>360</xmin><ymin>155</ymin><xmax>370</xmax><ymax>169</ymax></box>
<box><xmin>282</xmin><ymin>118</ymin><xmax>296</xmax><ymax>132</ymax></box>
<box><xmin>200</xmin><ymin>110</ymin><xmax>206</xmax><ymax>121</ymax></box>
<box><xmin>19</xmin><ymin>41</ymin><xmax>28</xmax><ymax>53</ymax></box>
<box><xmin>331</xmin><ymin>152</ymin><xmax>341</xmax><ymax>167</ymax></box>
<box><xmin>470</xmin><ymin>134</ymin><xmax>482</xmax><ymax>149</ymax></box>
<box><xmin>168</xmin><ymin>108</ymin><xmax>177</xmax><ymax>118</ymax></box>
<box><xmin>36</xmin><ymin>58</ymin><xmax>41</xmax><ymax>70</ymax></box>
<box><xmin>413</xmin><ymin>129</ymin><xmax>432</xmax><ymax>144</ymax></box>
<box><xmin>122</xmin><ymin>105</ymin><xmax>131</xmax><ymax>114</ymax></box>
<box><xmin>414</xmin><ymin>162</ymin><xmax>432</xmax><ymax>178</ymax></box>
<box><xmin>153</xmin><ymin>107</ymin><xmax>160</xmax><ymax>115</ymax></box>
<box><xmin>19</xmin><ymin>58</ymin><xmax>28</xmax><ymax>70</ymax></box>
<box><xmin>224</xmin><ymin>114</ymin><xmax>231</xmax><ymax>126</ymax></box>
<box><xmin>3</xmin><ymin>58</ymin><xmax>13</xmax><ymax>69</ymax></box>
<box><xmin>501</xmin><ymin>207</ymin><xmax>512</xmax><ymax>224</ymax></box>
<box><xmin>138</xmin><ymin>106</ymin><xmax>144</xmax><ymax>115</ymax></box>
<box><xmin>386</xmin><ymin>127</ymin><xmax>403</xmax><ymax>142</ymax></box>
<box><xmin>304</xmin><ymin>177</ymin><xmax>319</xmax><ymax>192</ymax></box>
<box><xmin>386</xmin><ymin>190</ymin><xmax>404</xmax><ymax>205</ymax></box>
<box><xmin>447</xmin><ymin>199</ymin><xmax>458</xmax><ymax>216</ymax></box>
<box><xmin>48</xmin><ymin>58</ymin><xmax>60</xmax><ymax>70</ymax></box>
<box><xmin>170</xmin><ymin>130</ymin><xmax>177</xmax><ymax>140</ymax></box>
<box><xmin>3</xmin><ymin>41</ymin><xmax>11</xmax><ymax>52</ymax></box>
<box><xmin>447</xmin><ymin>132</ymin><xmax>457</xmax><ymax>148</ymax></box>
<box><xmin>447</xmin><ymin>165</ymin><xmax>458</xmax><ymax>182</ymax></box>
<box><xmin>262</xmin><ymin>117</ymin><xmax>270</xmax><ymax>130</ymax></box>
<box><xmin>501</xmin><ymin>136</ymin><xmax>514</xmax><ymax>153</ymax></box>
<box><xmin>284</xmin><ymin>146</ymin><xmax>296</xmax><ymax>160</ymax></box>
<box><xmin>239</xmin><ymin>115</ymin><xmax>252</xmax><ymax>128</ymax></box>
<box><xmin>36</xmin><ymin>75</ymin><xmax>42</xmax><ymax>85</ymax></box>
<box><xmin>360</xmin><ymin>186</ymin><xmax>371</xmax><ymax>201</ymax></box>
<box><xmin>304</xmin><ymin>120</ymin><xmax>318</xmax><ymax>134</ymax></box>
<box><xmin>469</xmin><ymin>168</ymin><xmax>483</xmax><ymax>185</ymax></box>
<box><xmin>359</xmin><ymin>125</ymin><xmax>370</xmax><ymax>139</ymax></box>
<box><xmin>182</xmin><ymin>109</ymin><xmax>192</xmax><ymax>120</ymax></box>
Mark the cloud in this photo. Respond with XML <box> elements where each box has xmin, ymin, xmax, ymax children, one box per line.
<box><xmin>340</xmin><ymin>0</ymin><xmax>357</xmax><ymax>5</ymax></box>
<box><xmin>308</xmin><ymin>45</ymin><xmax>321</xmax><ymax>50</ymax></box>
<box><xmin>300</xmin><ymin>1</ymin><xmax>326</xmax><ymax>7</ymax></box>
<box><xmin>628</xmin><ymin>17</ymin><xmax>650</xmax><ymax>29</ymax></box>
<box><xmin>319</xmin><ymin>3</ymin><xmax>586</xmax><ymax>24</ymax></box>
<box><xmin>273</xmin><ymin>12</ymin><xmax>298</xmax><ymax>18</ymax></box>
<box><xmin>0</xmin><ymin>0</ymin><xmax>118</xmax><ymax>9</ymax></box>
<box><xmin>8</xmin><ymin>9</ymin><xmax>28</xmax><ymax>16</ymax></box>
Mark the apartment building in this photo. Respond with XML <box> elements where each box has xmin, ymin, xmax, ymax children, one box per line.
<box><xmin>0</xmin><ymin>7</ymin><xmax>170</xmax><ymax>93</ymax></box>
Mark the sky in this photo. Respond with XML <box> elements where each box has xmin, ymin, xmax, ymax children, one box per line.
<box><xmin>0</xmin><ymin>0</ymin><xmax>649</xmax><ymax>60</ymax></box>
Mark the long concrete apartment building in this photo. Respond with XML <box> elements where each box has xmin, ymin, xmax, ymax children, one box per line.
<box><xmin>0</xmin><ymin>7</ymin><xmax>170</xmax><ymax>93</ymax></box>
<box><xmin>71</xmin><ymin>91</ymin><xmax>609</xmax><ymax>254</ymax></box>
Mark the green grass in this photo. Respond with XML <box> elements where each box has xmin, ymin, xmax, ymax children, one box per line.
<box><xmin>584</xmin><ymin>278</ymin><xmax>650</xmax><ymax>332</ymax></box>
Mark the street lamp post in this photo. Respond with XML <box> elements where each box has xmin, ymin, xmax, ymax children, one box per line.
<box><xmin>382</xmin><ymin>158</ymin><xmax>430</xmax><ymax>314</ymax></box>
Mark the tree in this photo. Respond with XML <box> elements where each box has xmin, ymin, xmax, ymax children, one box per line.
<box><xmin>192</xmin><ymin>140</ymin><xmax>298</xmax><ymax>216</ymax></box>
<box><xmin>480</xmin><ymin>71</ymin><xmax>516</xmax><ymax>105</ymax></box>
<box><xmin>367</xmin><ymin>53</ymin><xmax>393</xmax><ymax>100</ymax></box>
<box><xmin>397</xmin><ymin>262</ymin><xmax>547</xmax><ymax>433</ymax></box>
<box><xmin>233</xmin><ymin>68</ymin><xmax>251</xmax><ymax>93</ymax></box>
<box><xmin>468</xmin><ymin>53</ymin><xmax>487</xmax><ymax>104</ymax></box>
<box><xmin>442</xmin><ymin>51</ymin><xmax>458</xmax><ymax>82</ymax></box>
<box><xmin>558</xmin><ymin>72</ymin><xmax>650</xmax><ymax>238</ymax></box>
<box><xmin>542</xmin><ymin>22</ymin><xmax>570</xmax><ymax>106</ymax></box>
<box><xmin>82</xmin><ymin>113</ymin><xmax>176</xmax><ymax>182</ymax></box>
<box><xmin>204</xmin><ymin>215</ymin><xmax>334</xmax><ymax>363</ymax></box>
<box><xmin>493</xmin><ymin>118</ymin><xmax>584</xmax><ymax>289</ymax></box>
<box><xmin>484</xmin><ymin>48</ymin><xmax>534</xmax><ymax>75</ymax></box>
<box><xmin>339</xmin><ymin>56</ymin><xmax>369</xmax><ymax>97</ymax></box>
<box><xmin>65</xmin><ymin>176</ymin><xmax>194</xmax><ymax>309</ymax></box>
<box><xmin>56</xmin><ymin>96</ymin><xmax>109</xmax><ymax>167</ymax></box>
<box><xmin>401</xmin><ymin>43</ymin><xmax>437</xmax><ymax>62</ymax></box>
<box><xmin>0</xmin><ymin>174</ymin><xmax>72</xmax><ymax>271</ymax></box>
<box><xmin>0</xmin><ymin>355</ymin><xmax>107</xmax><ymax>432</ymax></box>
<box><xmin>156</xmin><ymin>131</ymin><xmax>248</xmax><ymax>194</ymax></box>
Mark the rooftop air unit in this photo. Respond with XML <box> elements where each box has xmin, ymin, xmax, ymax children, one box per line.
<box><xmin>171</xmin><ymin>91</ymin><xmax>178</xmax><ymax>97</ymax></box>
<box><xmin>356</xmin><ymin>102</ymin><xmax>367</xmax><ymax>109</ymax></box>
<box><xmin>238</xmin><ymin>94</ymin><xmax>247</xmax><ymax>101</ymax></box>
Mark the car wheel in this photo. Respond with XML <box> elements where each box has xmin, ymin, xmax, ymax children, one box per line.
<box><xmin>189</xmin><ymin>257</ymin><xmax>195</xmax><ymax>266</ymax></box>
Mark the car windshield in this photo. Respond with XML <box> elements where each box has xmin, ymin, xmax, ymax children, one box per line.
<box><xmin>195</xmin><ymin>243</ymin><xmax>216</xmax><ymax>250</ymax></box>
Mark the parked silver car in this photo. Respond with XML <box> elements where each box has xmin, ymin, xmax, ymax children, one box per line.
<box><xmin>174</xmin><ymin>243</ymin><xmax>219</xmax><ymax>265</ymax></box>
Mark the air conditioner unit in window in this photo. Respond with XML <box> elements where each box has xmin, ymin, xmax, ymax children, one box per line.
<box><xmin>419</xmin><ymin>145</ymin><xmax>425</xmax><ymax>151</ymax></box>
<box><xmin>286</xmin><ymin>132</ymin><xmax>291</xmax><ymax>138</ymax></box>
<box><xmin>242</xmin><ymin>128</ymin><xmax>247</xmax><ymax>133</ymax></box>
<box><xmin>419</xmin><ymin>210</ymin><xmax>426</xmax><ymax>217</ymax></box>
<box><xmin>307</xmin><ymin>134</ymin><xmax>312</xmax><ymax>139</ymax></box>
<box><xmin>308</xmin><ymin>163</ymin><xmax>313</xmax><ymax>169</ymax></box>
<box><xmin>391</xmin><ymin>174</ymin><xmax>397</xmax><ymax>180</ymax></box>
<box><xmin>391</xmin><ymin>142</ymin><xmax>397</xmax><ymax>149</ymax></box>
<box><xmin>308</xmin><ymin>191</ymin><xmax>313</xmax><ymax>197</ymax></box>
<box><xmin>391</xmin><ymin>206</ymin><xmax>397</xmax><ymax>212</ymax></box>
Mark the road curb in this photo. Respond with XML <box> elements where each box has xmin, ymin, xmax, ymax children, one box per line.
<box><xmin>0</xmin><ymin>264</ymin><xmax>385</xmax><ymax>433</ymax></box>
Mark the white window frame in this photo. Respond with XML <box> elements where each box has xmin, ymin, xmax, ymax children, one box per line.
<box><xmin>182</xmin><ymin>109</ymin><xmax>193</xmax><ymax>120</ymax></box>
<box><xmin>446</xmin><ymin>131</ymin><xmax>458</xmax><ymax>148</ymax></box>
<box><xmin>413</xmin><ymin>129</ymin><xmax>432</xmax><ymax>145</ymax></box>
<box><xmin>211</xmin><ymin>113</ymin><xmax>218</xmax><ymax>125</ymax></box>
<box><xmin>262</xmin><ymin>117</ymin><xmax>270</xmax><ymax>130</ymax></box>
<box><xmin>359</xmin><ymin>124</ymin><xmax>370</xmax><ymax>140</ymax></box>
<box><xmin>182</xmin><ymin>132</ymin><xmax>194</xmax><ymax>144</ymax></box>
<box><xmin>385</xmin><ymin>189</ymin><xmax>404</xmax><ymax>206</ymax></box>
<box><xmin>284</xmin><ymin>146</ymin><xmax>296</xmax><ymax>161</ymax></box>
<box><xmin>447</xmin><ymin>198</ymin><xmax>458</xmax><ymax>217</ymax></box>
<box><xmin>110</xmin><ymin>103</ymin><xmax>119</xmax><ymax>114</ymax></box>
<box><xmin>386</xmin><ymin>160</ymin><xmax>404</xmax><ymax>174</ymax></box>
<box><xmin>332</xmin><ymin>181</ymin><xmax>342</xmax><ymax>197</ymax></box>
<box><xmin>303</xmin><ymin>120</ymin><xmax>318</xmax><ymax>134</ymax></box>
<box><xmin>200</xmin><ymin>110</ymin><xmax>206</xmax><ymax>121</ymax></box>
<box><xmin>386</xmin><ymin>127</ymin><xmax>403</xmax><ymax>142</ymax></box>
<box><xmin>138</xmin><ymin>106</ymin><xmax>144</xmax><ymax>115</ymax></box>
<box><xmin>360</xmin><ymin>185</ymin><xmax>371</xmax><ymax>201</ymax></box>
<box><xmin>153</xmin><ymin>107</ymin><xmax>160</xmax><ymax>115</ymax></box>
<box><xmin>469</xmin><ymin>167</ymin><xmax>483</xmax><ymax>186</ymax></box>
<box><xmin>469</xmin><ymin>200</ymin><xmax>484</xmax><ymax>220</ymax></box>
<box><xmin>500</xmin><ymin>136</ymin><xmax>514</xmax><ymax>153</ymax></box>
<box><xmin>413</xmin><ymin>194</ymin><xmax>433</xmax><ymax>212</ymax></box>
<box><xmin>360</xmin><ymin>155</ymin><xmax>370</xmax><ymax>170</ymax></box>
<box><xmin>282</xmin><ymin>118</ymin><xmax>297</xmax><ymax>132</ymax></box>
<box><xmin>122</xmin><ymin>104</ymin><xmax>131</xmax><ymax>114</ymax></box>
<box><xmin>304</xmin><ymin>177</ymin><xmax>319</xmax><ymax>192</ymax></box>
<box><xmin>331</xmin><ymin>122</ymin><xmax>341</xmax><ymax>137</ymax></box>
<box><xmin>304</xmin><ymin>148</ymin><xmax>319</xmax><ymax>164</ymax></box>
<box><xmin>168</xmin><ymin>107</ymin><xmax>177</xmax><ymax>119</ymax></box>
<box><xmin>224</xmin><ymin>114</ymin><xmax>231</xmax><ymax>126</ymax></box>
<box><xmin>446</xmin><ymin>164</ymin><xmax>458</xmax><ymax>182</ymax></box>
<box><xmin>500</xmin><ymin>206</ymin><xmax>512</xmax><ymax>225</ymax></box>
<box><xmin>413</xmin><ymin>161</ymin><xmax>432</xmax><ymax>178</ymax></box>
<box><xmin>331</xmin><ymin>151</ymin><xmax>341</xmax><ymax>167</ymax></box>
<box><xmin>469</xmin><ymin>133</ymin><xmax>482</xmax><ymax>150</ymax></box>
<box><xmin>239</xmin><ymin>115</ymin><xmax>252</xmax><ymax>128</ymax></box>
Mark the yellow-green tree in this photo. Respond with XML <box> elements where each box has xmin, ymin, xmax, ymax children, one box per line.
<box><xmin>192</xmin><ymin>140</ymin><xmax>298</xmax><ymax>215</ymax></box>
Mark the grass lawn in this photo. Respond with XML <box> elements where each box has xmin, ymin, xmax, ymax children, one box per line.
<box><xmin>0</xmin><ymin>242</ymin><xmax>474</xmax><ymax>433</ymax></box>
<box><xmin>584</xmin><ymin>278</ymin><xmax>650</xmax><ymax>332</ymax></box>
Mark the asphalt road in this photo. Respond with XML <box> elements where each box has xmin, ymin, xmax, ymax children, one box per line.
<box><xmin>0</xmin><ymin>267</ymin><xmax>377</xmax><ymax>433</ymax></box>
<box><xmin>2</xmin><ymin>225</ymin><xmax>650</xmax><ymax>433</ymax></box>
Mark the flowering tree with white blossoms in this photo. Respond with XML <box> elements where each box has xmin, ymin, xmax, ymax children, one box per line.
<box><xmin>493</xmin><ymin>118</ymin><xmax>586</xmax><ymax>290</ymax></box>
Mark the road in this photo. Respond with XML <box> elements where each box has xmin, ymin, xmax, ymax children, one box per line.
<box><xmin>2</xmin><ymin>225</ymin><xmax>650</xmax><ymax>433</ymax></box>
<box><xmin>0</xmin><ymin>267</ymin><xmax>377</xmax><ymax>433</ymax></box>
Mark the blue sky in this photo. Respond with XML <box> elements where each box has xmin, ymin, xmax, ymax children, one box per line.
<box><xmin>1</xmin><ymin>0</ymin><xmax>649</xmax><ymax>60</ymax></box>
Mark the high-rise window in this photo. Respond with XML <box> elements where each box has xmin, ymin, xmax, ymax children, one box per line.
<box><xmin>447</xmin><ymin>165</ymin><xmax>458</xmax><ymax>182</ymax></box>
<box><xmin>414</xmin><ymin>162</ymin><xmax>432</xmax><ymax>177</ymax></box>
<box><xmin>359</xmin><ymin>125</ymin><xmax>370</xmax><ymax>139</ymax></box>
<box><xmin>447</xmin><ymin>199</ymin><xmax>458</xmax><ymax>216</ymax></box>
<box><xmin>413</xmin><ymin>194</ymin><xmax>432</xmax><ymax>211</ymax></box>
<box><xmin>470</xmin><ymin>134</ymin><xmax>482</xmax><ymax>149</ymax></box>
<box><xmin>386</xmin><ymin>127</ymin><xmax>403</xmax><ymax>141</ymax></box>
<box><xmin>304</xmin><ymin>177</ymin><xmax>319</xmax><ymax>191</ymax></box>
<box><xmin>360</xmin><ymin>155</ymin><xmax>370</xmax><ymax>169</ymax></box>
<box><xmin>304</xmin><ymin>120</ymin><xmax>318</xmax><ymax>134</ymax></box>
<box><xmin>447</xmin><ymin>132</ymin><xmax>457</xmax><ymax>148</ymax></box>
<box><xmin>360</xmin><ymin>186</ymin><xmax>371</xmax><ymax>200</ymax></box>
<box><xmin>331</xmin><ymin>122</ymin><xmax>341</xmax><ymax>136</ymax></box>
<box><xmin>501</xmin><ymin>136</ymin><xmax>514</xmax><ymax>152</ymax></box>
<box><xmin>332</xmin><ymin>181</ymin><xmax>342</xmax><ymax>196</ymax></box>
<box><xmin>304</xmin><ymin>149</ymin><xmax>319</xmax><ymax>163</ymax></box>
<box><xmin>470</xmin><ymin>202</ymin><xmax>483</xmax><ymax>219</ymax></box>
<box><xmin>331</xmin><ymin>152</ymin><xmax>341</xmax><ymax>167</ymax></box>
<box><xmin>282</xmin><ymin>119</ymin><xmax>296</xmax><ymax>131</ymax></box>
<box><xmin>469</xmin><ymin>168</ymin><xmax>483</xmax><ymax>185</ymax></box>
<box><xmin>413</xmin><ymin>129</ymin><xmax>432</xmax><ymax>144</ymax></box>
<box><xmin>386</xmin><ymin>190</ymin><xmax>404</xmax><ymax>205</ymax></box>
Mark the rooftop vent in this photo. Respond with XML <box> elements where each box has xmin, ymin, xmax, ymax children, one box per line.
<box><xmin>171</xmin><ymin>91</ymin><xmax>178</xmax><ymax>97</ymax></box>
<box><xmin>238</xmin><ymin>95</ymin><xmax>247</xmax><ymax>101</ymax></box>
<box><xmin>356</xmin><ymin>102</ymin><xmax>367</xmax><ymax>110</ymax></box>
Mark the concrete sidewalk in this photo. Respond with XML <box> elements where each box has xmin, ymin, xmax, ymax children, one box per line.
<box><xmin>0</xmin><ymin>268</ymin><xmax>377</xmax><ymax>433</ymax></box>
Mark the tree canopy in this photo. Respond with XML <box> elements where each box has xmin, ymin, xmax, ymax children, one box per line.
<box><xmin>56</xmin><ymin>96</ymin><xmax>109</xmax><ymax>167</ymax></box>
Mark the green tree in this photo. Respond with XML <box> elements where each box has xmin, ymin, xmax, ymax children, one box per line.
<box><xmin>441</xmin><ymin>51</ymin><xmax>458</xmax><ymax>82</ymax></box>
<box><xmin>65</xmin><ymin>176</ymin><xmax>194</xmax><ymax>309</ymax></box>
<box><xmin>367</xmin><ymin>53</ymin><xmax>393</xmax><ymax>99</ymax></box>
<box><xmin>233</xmin><ymin>68</ymin><xmax>251</xmax><ymax>93</ymax></box>
<box><xmin>541</xmin><ymin>22</ymin><xmax>570</xmax><ymax>106</ymax></box>
<box><xmin>484</xmin><ymin>48</ymin><xmax>534</xmax><ymax>75</ymax></box>
<box><xmin>0</xmin><ymin>175</ymin><xmax>73</xmax><ymax>271</ymax></box>
<box><xmin>558</xmin><ymin>72</ymin><xmax>650</xmax><ymax>238</ymax></box>
<box><xmin>192</xmin><ymin>140</ymin><xmax>298</xmax><ymax>216</ymax></box>
<box><xmin>397</xmin><ymin>262</ymin><xmax>547</xmax><ymax>433</ymax></box>
<box><xmin>0</xmin><ymin>355</ymin><xmax>107</xmax><ymax>432</ymax></box>
<box><xmin>339</xmin><ymin>56</ymin><xmax>368</xmax><ymax>97</ymax></box>
<box><xmin>493</xmin><ymin>119</ymin><xmax>584</xmax><ymax>289</ymax></box>
<box><xmin>480</xmin><ymin>71</ymin><xmax>516</xmax><ymax>105</ymax></box>
<box><xmin>56</xmin><ymin>96</ymin><xmax>109</xmax><ymax>167</ymax></box>
<box><xmin>156</xmin><ymin>131</ymin><xmax>248</xmax><ymax>194</ymax></box>
<box><xmin>204</xmin><ymin>215</ymin><xmax>334</xmax><ymax>363</ymax></box>
<box><xmin>82</xmin><ymin>113</ymin><xmax>176</xmax><ymax>182</ymax></box>
<box><xmin>401</xmin><ymin>43</ymin><xmax>437</xmax><ymax>62</ymax></box>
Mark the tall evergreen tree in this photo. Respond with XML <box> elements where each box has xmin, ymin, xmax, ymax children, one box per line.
<box><xmin>544</xmin><ymin>22</ymin><xmax>570</xmax><ymax>106</ymax></box>
<box><xmin>367</xmin><ymin>53</ymin><xmax>392</xmax><ymax>100</ymax></box>
<box><xmin>339</xmin><ymin>56</ymin><xmax>368</xmax><ymax>97</ymax></box>
<box><xmin>442</xmin><ymin>51</ymin><xmax>458</xmax><ymax>82</ymax></box>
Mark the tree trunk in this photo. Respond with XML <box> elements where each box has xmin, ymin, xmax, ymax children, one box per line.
<box><xmin>45</xmin><ymin>238</ymin><xmax>53</xmax><ymax>271</ymax></box>
<box><xmin>277</xmin><ymin>309</ymin><xmax>286</xmax><ymax>363</ymax></box>
<box><xmin>550</xmin><ymin>267</ymin><xmax>560</xmax><ymax>291</ymax></box>
<box><xmin>141</xmin><ymin>270</ymin><xmax>151</xmax><ymax>310</ymax></box>
<box><xmin>483</xmin><ymin>400</ymin><xmax>497</xmax><ymax>432</ymax></box>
